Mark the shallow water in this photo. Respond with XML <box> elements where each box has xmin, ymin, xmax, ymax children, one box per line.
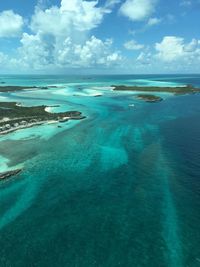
<box><xmin>0</xmin><ymin>75</ymin><xmax>200</xmax><ymax>267</ymax></box>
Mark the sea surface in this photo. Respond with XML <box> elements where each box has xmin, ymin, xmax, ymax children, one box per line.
<box><xmin>0</xmin><ymin>74</ymin><xmax>200</xmax><ymax>267</ymax></box>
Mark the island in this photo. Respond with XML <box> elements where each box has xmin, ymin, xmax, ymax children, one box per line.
<box><xmin>136</xmin><ymin>94</ymin><xmax>163</xmax><ymax>102</ymax></box>
<box><xmin>112</xmin><ymin>84</ymin><xmax>200</xmax><ymax>103</ymax></box>
<box><xmin>0</xmin><ymin>86</ymin><xmax>38</xmax><ymax>92</ymax></box>
<box><xmin>0</xmin><ymin>102</ymin><xmax>86</xmax><ymax>135</ymax></box>
<box><xmin>0</xmin><ymin>169</ymin><xmax>22</xmax><ymax>180</ymax></box>
<box><xmin>113</xmin><ymin>84</ymin><xmax>200</xmax><ymax>94</ymax></box>
<box><xmin>0</xmin><ymin>85</ymin><xmax>60</xmax><ymax>92</ymax></box>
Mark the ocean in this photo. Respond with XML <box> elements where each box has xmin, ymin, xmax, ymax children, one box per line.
<box><xmin>0</xmin><ymin>74</ymin><xmax>200</xmax><ymax>267</ymax></box>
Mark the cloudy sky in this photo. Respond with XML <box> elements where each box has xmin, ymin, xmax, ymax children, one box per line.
<box><xmin>0</xmin><ymin>0</ymin><xmax>200</xmax><ymax>74</ymax></box>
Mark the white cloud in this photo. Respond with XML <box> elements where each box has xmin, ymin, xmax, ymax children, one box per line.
<box><xmin>155</xmin><ymin>36</ymin><xmax>200</xmax><ymax>62</ymax></box>
<box><xmin>183</xmin><ymin>38</ymin><xmax>198</xmax><ymax>52</ymax></box>
<box><xmin>119</xmin><ymin>0</ymin><xmax>158</xmax><ymax>21</ymax></box>
<box><xmin>105</xmin><ymin>0</ymin><xmax>121</xmax><ymax>8</ymax></box>
<box><xmin>124</xmin><ymin>40</ymin><xmax>144</xmax><ymax>50</ymax></box>
<box><xmin>19</xmin><ymin>33</ymin><xmax>54</xmax><ymax>69</ymax></box>
<box><xmin>0</xmin><ymin>10</ymin><xmax>24</xmax><ymax>38</ymax></box>
<box><xmin>74</xmin><ymin>37</ymin><xmax>122</xmax><ymax>67</ymax></box>
<box><xmin>155</xmin><ymin>36</ymin><xmax>185</xmax><ymax>62</ymax></box>
<box><xmin>147</xmin><ymin>17</ymin><xmax>161</xmax><ymax>26</ymax></box>
<box><xmin>13</xmin><ymin>0</ymin><xmax>122</xmax><ymax>70</ymax></box>
<box><xmin>18</xmin><ymin>32</ymin><xmax>122</xmax><ymax>70</ymax></box>
<box><xmin>0</xmin><ymin>52</ymin><xmax>8</xmax><ymax>64</ymax></box>
<box><xmin>31</xmin><ymin>0</ymin><xmax>107</xmax><ymax>35</ymax></box>
<box><xmin>61</xmin><ymin>0</ymin><xmax>108</xmax><ymax>30</ymax></box>
<box><xmin>0</xmin><ymin>52</ymin><xmax>21</xmax><ymax>71</ymax></box>
<box><xmin>137</xmin><ymin>51</ymin><xmax>152</xmax><ymax>65</ymax></box>
<box><xmin>57</xmin><ymin>36</ymin><xmax>122</xmax><ymax>67</ymax></box>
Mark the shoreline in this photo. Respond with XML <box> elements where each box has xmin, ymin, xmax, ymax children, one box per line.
<box><xmin>0</xmin><ymin>116</ymin><xmax>86</xmax><ymax>135</ymax></box>
<box><xmin>112</xmin><ymin>84</ymin><xmax>200</xmax><ymax>103</ymax></box>
<box><xmin>0</xmin><ymin>85</ymin><xmax>59</xmax><ymax>92</ymax></box>
<box><xmin>0</xmin><ymin>102</ymin><xmax>86</xmax><ymax>135</ymax></box>
<box><xmin>112</xmin><ymin>84</ymin><xmax>200</xmax><ymax>94</ymax></box>
<box><xmin>0</xmin><ymin>120</ymin><xmax>53</xmax><ymax>135</ymax></box>
<box><xmin>0</xmin><ymin>169</ymin><xmax>22</xmax><ymax>180</ymax></box>
<box><xmin>136</xmin><ymin>94</ymin><xmax>163</xmax><ymax>102</ymax></box>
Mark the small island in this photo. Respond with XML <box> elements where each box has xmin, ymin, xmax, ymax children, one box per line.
<box><xmin>112</xmin><ymin>84</ymin><xmax>200</xmax><ymax>103</ymax></box>
<box><xmin>0</xmin><ymin>85</ymin><xmax>59</xmax><ymax>92</ymax></box>
<box><xmin>136</xmin><ymin>94</ymin><xmax>163</xmax><ymax>102</ymax></box>
<box><xmin>0</xmin><ymin>169</ymin><xmax>22</xmax><ymax>181</ymax></box>
<box><xmin>0</xmin><ymin>86</ymin><xmax>38</xmax><ymax>92</ymax></box>
<box><xmin>113</xmin><ymin>84</ymin><xmax>200</xmax><ymax>95</ymax></box>
<box><xmin>0</xmin><ymin>102</ymin><xmax>85</xmax><ymax>135</ymax></box>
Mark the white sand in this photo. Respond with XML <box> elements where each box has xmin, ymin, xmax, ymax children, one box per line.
<box><xmin>45</xmin><ymin>107</ymin><xmax>53</xmax><ymax>113</ymax></box>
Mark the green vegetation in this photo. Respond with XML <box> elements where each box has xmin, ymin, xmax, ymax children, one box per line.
<box><xmin>113</xmin><ymin>84</ymin><xmax>200</xmax><ymax>95</ymax></box>
<box><xmin>0</xmin><ymin>86</ymin><xmax>37</xmax><ymax>92</ymax></box>
<box><xmin>0</xmin><ymin>102</ymin><xmax>85</xmax><ymax>134</ymax></box>
<box><xmin>0</xmin><ymin>102</ymin><xmax>49</xmax><ymax>119</ymax></box>
<box><xmin>0</xmin><ymin>85</ymin><xmax>59</xmax><ymax>92</ymax></box>
<box><xmin>136</xmin><ymin>94</ymin><xmax>163</xmax><ymax>102</ymax></box>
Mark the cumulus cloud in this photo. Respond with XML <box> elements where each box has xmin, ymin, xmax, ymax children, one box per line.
<box><xmin>105</xmin><ymin>0</ymin><xmax>121</xmax><ymax>8</ymax></box>
<box><xmin>31</xmin><ymin>0</ymin><xmax>107</xmax><ymax>36</ymax></box>
<box><xmin>124</xmin><ymin>40</ymin><xmax>144</xmax><ymax>50</ymax></box>
<box><xmin>10</xmin><ymin>0</ymin><xmax>122</xmax><ymax>70</ymax></box>
<box><xmin>147</xmin><ymin>17</ymin><xmax>161</xmax><ymax>26</ymax></box>
<box><xmin>0</xmin><ymin>10</ymin><xmax>24</xmax><ymax>38</ymax></box>
<box><xmin>119</xmin><ymin>0</ymin><xmax>158</xmax><ymax>21</ymax></box>
<box><xmin>155</xmin><ymin>36</ymin><xmax>185</xmax><ymax>62</ymax></box>
<box><xmin>72</xmin><ymin>36</ymin><xmax>122</xmax><ymax>67</ymax></box>
<box><xmin>55</xmin><ymin>36</ymin><xmax>122</xmax><ymax>68</ymax></box>
<box><xmin>183</xmin><ymin>38</ymin><xmax>199</xmax><ymax>52</ymax></box>
<box><xmin>19</xmin><ymin>34</ymin><xmax>122</xmax><ymax>69</ymax></box>
<box><xmin>36</xmin><ymin>0</ymin><xmax>51</xmax><ymax>9</ymax></box>
<box><xmin>19</xmin><ymin>33</ymin><xmax>55</xmax><ymax>69</ymax></box>
<box><xmin>0</xmin><ymin>52</ymin><xmax>8</xmax><ymax>64</ymax></box>
<box><xmin>155</xmin><ymin>36</ymin><xmax>200</xmax><ymax>62</ymax></box>
<box><xmin>137</xmin><ymin>51</ymin><xmax>152</xmax><ymax>65</ymax></box>
<box><xmin>123</xmin><ymin>36</ymin><xmax>200</xmax><ymax>73</ymax></box>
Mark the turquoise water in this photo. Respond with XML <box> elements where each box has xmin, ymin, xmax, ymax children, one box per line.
<box><xmin>0</xmin><ymin>75</ymin><xmax>200</xmax><ymax>267</ymax></box>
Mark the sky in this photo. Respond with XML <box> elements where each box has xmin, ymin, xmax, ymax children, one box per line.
<box><xmin>0</xmin><ymin>0</ymin><xmax>200</xmax><ymax>74</ymax></box>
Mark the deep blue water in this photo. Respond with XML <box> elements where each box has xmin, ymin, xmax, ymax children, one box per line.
<box><xmin>0</xmin><ymin>75</ymin><xmax>200</xmax><ymax>267</ymax></box>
